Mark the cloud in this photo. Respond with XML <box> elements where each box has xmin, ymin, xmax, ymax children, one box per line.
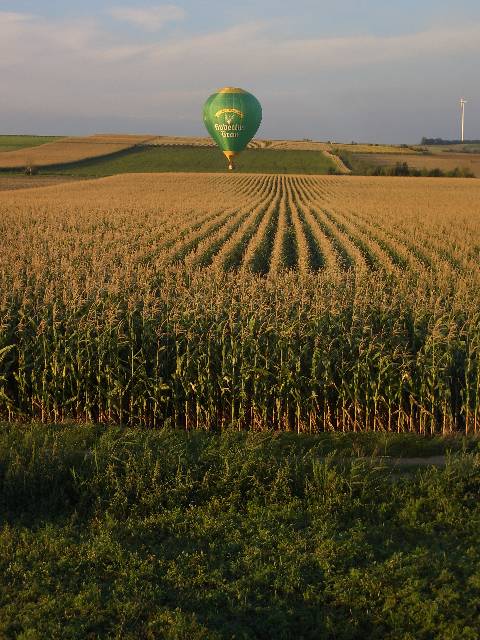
<box><xmin>0</xmin><ymin>10</ymin><xmax>479</xmax><ymax>140</ymax></box>
<box><xmin>108</xmin><ymin>4</ymin><xmax>186</xmax><ymax>31</ymax></box>
<box><xmin>0</xmin><ymin>12</ymin><xmax>33</xmax><ymax>23</ymax></box>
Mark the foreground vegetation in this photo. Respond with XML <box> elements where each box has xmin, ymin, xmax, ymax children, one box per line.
<box><xmin>1</xmin><ymin>424</ymin><xmax>479</xmax><ymax>639</ymax></box>
<box><xmin>1</xmin><ymin>174</ymin><xmax>480</xmax><ymax>432</ymax></box>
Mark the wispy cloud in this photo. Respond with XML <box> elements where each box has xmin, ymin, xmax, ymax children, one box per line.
<box><xmin>108</xmin><ymin>4</ymin><xmax>186</xmax><ymax>31</ymax></box>
<box><xmin>0</xmin><ymin>11</ymin><xmax>34</xmax><ymax>23</ymax></box>
<box><xmin>0</xmin><ymin>10</ymin><xmax>478</xmax><ymax>139</ymax></box>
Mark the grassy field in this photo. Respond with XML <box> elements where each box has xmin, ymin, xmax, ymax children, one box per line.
<box><xmin>0</xmin><ymin>135</ymin><xmax>60</xmax><ymax>152</ymax></box>
<box><xmin>45</xmin><ymin>146</ymin><xmax>337</xmax><ymax>176</ymax></box>
<box><xmin>1</xmin><ymin>173</ymin><xmax>480</xmax><ymax>432</ymax></box>
<box><xmin>425</xmin><ymin>143</ymin><xmax>480</xmax><ymax>154</ymax></box>
<box><xmin>0</xmin><ymin>134</ymin><xmax>155</xmax><ymax>170</ymax></box>
<box><xmin>1</xmin><ymin>423</ymin><xmax>479</xmax><ymax>640</ymax></box>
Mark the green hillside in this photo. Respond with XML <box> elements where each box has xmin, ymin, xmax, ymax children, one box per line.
<box><xmin>0</xmin><ymin>135</ymin><xmax>60</xmax><ymax>152</ymax></box>
<box><xmin>45</xmin><ymin>145</ymin><xmax>337</xmax><ymax>176</ymax></box>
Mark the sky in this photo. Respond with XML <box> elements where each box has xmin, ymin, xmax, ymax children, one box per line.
<box><xmin>1</xmin><ymin>0</ymin><xmax>479</xmax><ymax>142</ymax></box>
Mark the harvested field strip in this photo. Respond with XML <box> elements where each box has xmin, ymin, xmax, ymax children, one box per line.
<box><xmin>0</xmin><ymin>175</ymin><xmax>79</xmax><ymax>191</ymax></box>
<box><xmin>0</xmin><ymin>134</ymin><xmax>156</xmax><ymax>169</ymax></box>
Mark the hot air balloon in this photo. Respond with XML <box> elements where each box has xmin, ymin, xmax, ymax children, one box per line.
<box><xmin>203</xmin><ymin>87</ymin><xmax>262</xmax><ymax>170</ymax></box>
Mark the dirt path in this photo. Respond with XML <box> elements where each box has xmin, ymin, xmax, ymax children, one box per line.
<box><xmin>324</xmin><ymin>150</ymin><xmax>351</xmax><ymax>174</ymax></box>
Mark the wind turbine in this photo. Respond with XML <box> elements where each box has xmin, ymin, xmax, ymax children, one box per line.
<box><xmin>460</xmin><ymin>98</ymin><xmax>467</xmax><ymax>142</ymax></box>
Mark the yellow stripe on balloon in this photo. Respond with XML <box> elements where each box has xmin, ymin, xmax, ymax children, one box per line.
<box><xmin>217</xmin><ymin>87</ymin><xmax>247</xmax><ymax>94</ymax></box>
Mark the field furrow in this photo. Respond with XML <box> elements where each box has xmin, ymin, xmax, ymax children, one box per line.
<box><xmin>242</xmin><ymin>180</ymin><xmax>282</xmax><ymax>274</ymax></box>
<box><xmin>268</xmin><ymin>179</ymin><xmax>291</xmax><ymax>274</ymax></box>
<box><xmin>161</xmin><ymin>207</ymin><xmax>243</xmax><ymax>264</ymax></box>
<box><xmin>337</xmin><ymin>207</ymin><xmax>429</xmax><ymax>272</ymax></box>
<box><xmin>184</xmin><ymin>208</ymin><xmax>253</xmax><ymax>269</ymax></box>
<box><xmin>289</xmin><ymin>178</ymin><xmax>338</xmax><ymax>271</ymax></box>
<box><xmin>297</xmin><ymin>176</ymin><xmax>338</xmax><ymax>203</ymax></box>
<box><xmin>309</xmin><ymin>207</ymin><xmax>366</xmax><ymax>270</ymax></box>
<box><xmin>324</xmin><ymin>206</ymin><xmax>398</xmax><ymax>272</ymax></box>
<box><xmin>286</xmin><ymin>180</ymin><xmax>313</xmax><ymax>273</ymax></box>
<box><xmin>212</xmin><ymin>177</ymin><xmax>278</xmax><ymax>271</ymax></box>
<box><xmin>190</xmin><ymin>177</ymin><xmax>278</xmax><ymax>269</ymax></box>
<box><xmin>300</xmin><ymin>178</ymin><xmax>381</xmax><ymax>270</ymax></box>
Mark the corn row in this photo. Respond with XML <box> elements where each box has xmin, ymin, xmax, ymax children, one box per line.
<box><xmin>211</xmin><ymin>177</ymin><xmax>278</xmax><ymax>271</ymax></box>
<box><xmin>241</xmin><ymin>177</ymin><xmax>282</xmax><ymax>274</ymax></box>
<box><xmin>268</xmin><ymin>178</ymin><xmax>289</xmax><ymax>274</ymax></box>
<box><xmin>289</xmin><ymin>178</ymin><xmax>338</xmax><ymax>271</ymax></box>
<box><xmin>285</xmin><ymin>179</ymin><xmax>311</xmax><ymax>273</ymax></box>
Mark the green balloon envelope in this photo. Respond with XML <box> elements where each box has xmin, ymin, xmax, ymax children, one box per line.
<box><xmin>203</xmin><ymin>87</ymin><xmax>262</xmax><ymax>169</ymax></box>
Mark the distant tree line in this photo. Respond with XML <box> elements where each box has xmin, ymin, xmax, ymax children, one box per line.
<box><xmin>421</xmin><ymin>137</ymin><xmax>480</xmax><ymax>145</ymax></box>
<box><xmin>367</xmin><ymin>162</ymin><xmax>474</xmax><ymax>178</ymax></box>
<box><xmin>331</xmin><ymin>150</ymin><xmax>475</xmax><ymax>178</ymax></box>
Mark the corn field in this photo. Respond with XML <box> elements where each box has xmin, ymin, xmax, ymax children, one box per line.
<box><xmin>1</xmin><ymin>173</ymin><xmax>480</xmax><ymax>433</ymax></box>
